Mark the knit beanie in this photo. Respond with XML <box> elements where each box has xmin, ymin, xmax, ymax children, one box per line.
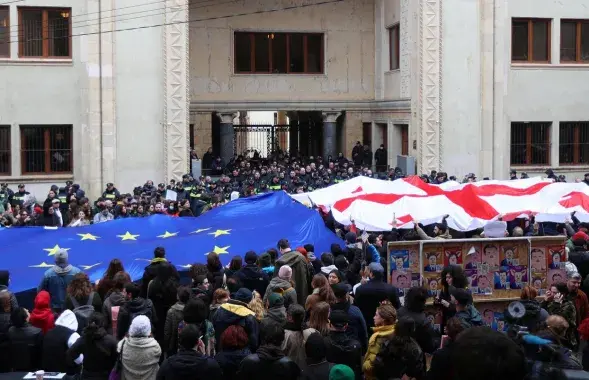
<box><xmin>268</xmin><ymin>292</ymin><xmax>284</xmax><ymax>308</ymax></box>
<box><xmin>278</xmin><ymin>265</ymin><xmax>292</xmax><ymax>281</ymax></box>
<box><xmin>330</xmin><ymin>364</ymin><xmax>355</xmax><ymax>380</ymax></box>
<box><xmin>344</xmin><ymin>232</ymin><xmax>357</xmax><ymax>244</ymax></box>
<box><xmin>233</xmin><ymin>288</ymin><xmax>253</xmax><ymax>304</ymax></box>
<box><xmin>129</xmin><ymin>315</ymin><xmax>151</xmax><ymax>337</ymax></box>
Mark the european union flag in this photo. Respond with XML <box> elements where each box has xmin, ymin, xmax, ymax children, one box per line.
<box><xmin>0</xmin><ymin>192</ymin><xmax>343</xmax><ymax>293</ymax></box>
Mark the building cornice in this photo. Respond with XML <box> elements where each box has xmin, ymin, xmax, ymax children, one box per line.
<box><xmin>190</xmin><ymin>99</ymin><xmax>411</xmax><ymax>112</ymax></box>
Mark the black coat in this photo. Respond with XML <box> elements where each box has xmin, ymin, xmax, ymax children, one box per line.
<box><xmin>396</xmin><ymin>307</ymin><xmax>438</xmax><ymax>354</ymax></box>
<box><xmin>140</xmin><ymin>260</ymin><xmax>180</xmax><ymax>298</ymax></box>
<box><xmin>324</xmin><ymin>331</ymin><xmax>363</xmax><ymax>380</ymax></box>
<box><xmin>237</xmin><ymin>345</ymin><xmax>300</xmax><ymax>380</ymax></box>
<box><xmin>303</xmin><ymin>360</ymin><xmax>334</xmax><ymax>380</ymax></box>
<box><xmin>117</xmin><ymin>297</ymin><xmax>157</xmax><ymax>341</ymax></box>
<box><xmin>427</xmin><ymin>342</ymin><xmax>453</xmax><ymax>380</ymax></box>
<box><xmin>215</xmin><ymin>349</ymin><xmax>251</xmax><ymax>380</ymax></box>
<box><xmin>67</xmin><ymin>333</ymin><xmax>118</xmax><ymax>380</ymax></box>
<box><xmin>207</xmin><ymin>268</ymin><xmax>226</xmax><ymax>291</ymax></box>
<box><xmin>354</xmin><ymin>279</ymin><xmax>401</xmax><ymax>329</ymax></box>
<box><xmin>8</xmin><ymin>324</ymin><xmax>43</xmax><ymax>371</ymax></box>
<box><xmin>237</xmin><ymin>265</ymin><xmax>270</xmax><ymax>298</ymax></box>
<box><xmin>156</xmin><ymin>349</ymin><xmax>222</xmax><ymax>380</ymax></box>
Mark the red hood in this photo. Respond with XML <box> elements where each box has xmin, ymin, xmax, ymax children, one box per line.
<box><xmin>34</xmin><ymin>290</ymin><xmax>51</xmax><ymax>309</ymax></box>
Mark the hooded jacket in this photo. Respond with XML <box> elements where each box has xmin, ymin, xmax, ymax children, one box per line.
<box><xmin>212</xmin><ymin>300</ymin><xmax>259</xmax><ymax>353</ymax></box>
<box><xmin>118</xmin><ymin>336</ymin><xmax>161</xmax><ymax>380</ymax></box>
<box><xmin>215</xmin><ymin>348</ymin><xmax>251</xmax><ymax>380</ymax></box>
<box><xmin>455</xmin><ymin>304</ymin><xmax>484</xmax><ymax>329</ymax></box>
<box><xmin>331</xmin><ymin>300</ymin><xmax>368</xmax><ymax>353</ymax></box>
<box><xmin>163</xmin><ymin>302</ymin><xmax>184</xmax><ymax>355</ymax></box>
<box><xmin>274</xmin><ymin>250</ymin><xmax>310</xmax><ymax>305</ymax></box>
<box><xmin>156</xmin><ymin>349</ymin><xmax>222</xmax><ymax>380</ymax></box>
<box><xmin>42</xmin><ymin>310</ymin><xmax>83</xmax><ymax>374</ymax></box>
<box><xmin>38</xmin><ymin>265</ymin><xmax>82</xmax><ymax>310</ymax></box>
<box><xmin>117</xmin><ymin>297</ymin><xmax>157</xmax><ymax>341</ymax></box>
<box><xmin>363</xmin><ymin>324</ymin><xmax>395</xmax><ymax>380</ymax></box>
<box><xmin>263</xmin><ymin>277</ymin><xmax>298</xmax><ymax>309</ymax></box>
<box><xmin>237</xmin><ymin>265</ymin><xmax>270</xmax><ymax>298</ymax></box>
<box><xmin>238</xmin><ymin>344</ymin><xmax>301</xmax><ymax>380</ymax></box>
<box><xmin>263</xmin><ymin>306</ymin><xmax>287</xmax><ymax>325</ymax></box>
<box><xmin>102</xmin><ymin>290</ymin><xmax>127</xmax><ymax>334</ymax></box>
<box><xmin>7</xmin><ymin>323</ymin><xmax>43</xmax><ymax>371</ymax></box>
<box><xmin>320</xmin><ymin>265</ymin><xmax>338</xmax><ymax>276</ymax></box>
<box><xmin>67</xmin><ymin>329</ymin><xmax>117</xmax><ymax>380</ymax></box>
<box><xmin>29</xmin><ymin>290</ymin><xmax>55</xmax><ymax>334</ymax></box>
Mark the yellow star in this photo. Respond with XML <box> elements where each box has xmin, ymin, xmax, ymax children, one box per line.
<box><xmin>78</xmin><ymin>233</ymin><xmax>100</xmax><ymax>241</ymax></box>
<box><xmin>117</xmin><ymin>231</ymin><xmax>139</xmax><ymax>241</ymax></box>
<box><xmin>29</xmin><ymin>262</ymin><xmax>54</xmax><ymax>268</ymax></box>
<box><xmin>208</xmin><ymin>229</ymin><xmax>231</xmax><ymax>238</ymax></box>
<box><xmin>190</xmin><ymin>228</ymin><xmax>211</xmax><ymax>234</ymax></box>
<box><xmin>211</xmin><ymin>245</ymin><xmax>230</xmax><ymax>255</ymax></box>
<box><xmin>80</xmin><ymin>263</ymin><xmax>102</xmax><ymax>270</ymax></box>
<box><xmin>157</xmin><ymin>231</ymin><xmax>178</xmax><ymax>239</ymax></box>
<box><xmin>43</xmin><ymin>245</ymin><xmax>70</xmax><ymax>256</ymax></box>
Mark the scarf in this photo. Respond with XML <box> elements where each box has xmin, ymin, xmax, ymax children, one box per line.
<box><xmin>150</xmin><ymin>257</ymin><xmax>167</xmax><ymax>264</ymax></box>
<box><xmin>52</xmin><ymin>265</ymin><xmax>72</xmax><ymax>275</ymax></box>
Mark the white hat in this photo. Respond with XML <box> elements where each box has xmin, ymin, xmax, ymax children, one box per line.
<box><xmin>129</xmin><ymin>315</ymin><xmax>151</xmax><ymax>337</ymax></box>
<box><xmin>230</xmin><ymin>191</ymin><xmax>240</xmax><ymax>201</ymax></box>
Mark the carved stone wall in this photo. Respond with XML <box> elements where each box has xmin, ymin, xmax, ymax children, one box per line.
<box><xmin>400</xmin><ymin>0</ymin><xmax>410</xmax><ymax>99</ymax></box>
<box><xmin>419</xmin><ymin>0</ymin><xmax>442</xmax><ymax>173</ymax></box>
<box><xmin>163</xmin><ymin>0</ymin><xmax>190</xmax><ymax>182</ymax></box>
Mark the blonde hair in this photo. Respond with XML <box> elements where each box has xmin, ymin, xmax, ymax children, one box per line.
<box><xmin>376</xmin><ymin>301</ymin><xmax>397</xmax><ymax>325</ymax></box>
<box><xmin>248</xmin><ymin>291</ymin><xmax>265</xmax><ymax>321</ymax></box>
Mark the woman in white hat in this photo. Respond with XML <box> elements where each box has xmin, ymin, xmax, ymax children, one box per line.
<box><xmin>118</xmin><ymin>315</ymin><xmax>161</xmax><ymax>380</ymax></box>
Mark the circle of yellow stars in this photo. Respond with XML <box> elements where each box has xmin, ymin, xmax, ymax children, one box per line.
<box><xmin>31</xmin><ymin>227</ymin><xmax>233</xmax><ymax>268</ymax></box>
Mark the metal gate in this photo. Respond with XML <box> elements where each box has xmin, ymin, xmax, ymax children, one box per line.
<box><xmin>234</xmin><ymin>124</ymin><xmax>290</xmax><ymax>158</ymax></box>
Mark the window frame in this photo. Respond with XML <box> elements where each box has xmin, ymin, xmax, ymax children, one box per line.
<box><xmin>388</xmin><ymin>24</ymin><xmax>400</xmax><ymax>71</ymax></box>
<box><xmin>17</xmin><ymin>6</ymin><xmax>72</xmax><ymax>59</ymax></box>
<box><xmin>0</xmin><ymin>125</ymin><xmax>11</xmax><ymax>176</ymax></box>
<box><xmin>20</xmin><ymin>125</ymin><xmax>73</xmax><ymax>175</ymax></box>
<box><xmin>560</xmin><ymin>19</ymin><xmax>589</xmax><ymax>63</ymax></box>
<box><xmin>511</xmin><ymin>18</ymin><xmax>552</xmax><ymax>63</ymax></box>
<box><xmin>559</xmin><ymin>122</ymin><xmax>589</xmax><ymax>165</ymax></box>
<box><xmin>0</xmin><ymin>6</ymin><xmax>9</xmax><ymax>58</ymax></box>
<box><xmin>234</xmin><ymin>31</ymin><xmax>324</xmax><ymax>74</ymax></box>
<box><xmin>510</xmin><ymin>122</ymin><xmax>552</xmax><ymax>166</ymax></box>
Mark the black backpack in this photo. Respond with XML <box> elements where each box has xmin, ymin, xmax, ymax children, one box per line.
<box><xmin>70</xmin><ymin>292</ymin><xmax>95</xmax><ymax>333</ymax></box>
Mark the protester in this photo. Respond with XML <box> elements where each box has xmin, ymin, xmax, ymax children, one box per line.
<box><xmin>212</xmin><ymin>287</ymin><xmax>258</xmax><ymax>352</ymax></box>
<box><xmin>163</xmin><ymin>286</ymin><xmax>190</xmax><ymax>357</ymax></box>
<box><xmin>542</xmin><ymin>282</ymin><xmax>578</xmax><ymax>349</ymax></box>
<box><xmin>96</xmin><ymin>258</ymin><xmax>125</xmax><ymax>300</ymax></box>
<box><xmin>117</xmin><ymin>282</ymin><xmax>157</xmax><ymax>341</ymax></box>
<box><xmin>427</xmin><ymin>317</ymin><xmax>465</xmax><ymax>380</ymax></box>
<box><xmin>29</xmin><ymin>290</ymin><xmax>55</xmax><ymax>334</ymax></box>
<box><xmin>42</xmin><ymin>310</ymin><xmax>83</xmax><ymax>375</ymax></box>
<box><xmin>0</xmin><ymin>270</ymin><xmax>18</xmax><ymax>309</ymax></box>
<box><xmin>118</xmin><ymin>315</ymin><xmax>161</xmax><ymax>380</ymax></box>
<box><xmin>102</xmin><ymin>271</ymin><xmax>130</xmax><ymax>336</ymax></box>
<box><xmin>38</xmin><ymin>249</ymin><xmax>82</xmax><ymax>311</ymax></box>
<box><xmin>248</xmin><ymin>290</ymin><xmax>266</xmax><ymax>321</ymax></box>
<box><xmin>141</xmin><ymin>247</ymin><xmax>179</xmax><ymax>298</ymax></box>
<box><xmin>0</xmin><ymin>290</ymin><xmax>13</xmax><ymax>334</ymax></box>
<box><xmin>308</xmin><ymin>302</ymin><xmax>331</xmax><ymax>337</ymax></box>
<box><xmin>7</xmin><ymin>307</ymin><xmax>44</xmax><ymax>371</ymax></box>
<box><xmin>206</xmin><ymin>252</ymin><xmax>226</xmax><ymax>290</ymax></box>
<box><xmin>304</xmin><ymin>332</ymin><xmax>334</xmax><ymax>380</ymax></box>
<box><xmin>147</xmin><ymin>261</ymin><xmax>179</xmax><ymax>356</ymax></box>
<box><xmin>275</xmin><ymin>238</ymin><xmax>310</xmax><ymax>305</ymax></box>
<box><xmin>209</xmin><ymin>288</ymin><xmax>230</xmax><ymax>321</ymax></box>
<box><xmin>238</xmin><ymin>251</ymin><xmax>270</xmax><ymax>297</ymax></box>
<box><xmin>451</xmin><ymin>287</ymin><xmax>483</xmax><ymax>329</ymax></box>
<box><xmin>324</xmin><ymin>310</ymin><xmax>363</xmax><ymax>380</ymax></box>
<box><xmin>263</xmin><ymin>265</ymin><xmax>297</xmax><ymax>309</ymax></box>
<box><xmin>306</xmin><ymin>275</ymin><xmax>336</xmax><ymax>311</ymax></box>
<box><xmin>180</xmin><ymin>297</ymin><xmax>216</xmax><ymax>356</ymax></box>
<box><xmin>354</xmin><ymin>263</ymin><xmax>400</xmax><ymax>329</ymax></box>
<box><xmin>283</xmin><ymin>304</ymin><xmax>317</xmax><ymax>368</ymax></box>
<box><xmin>263</xmin><ymin>292</ymin><xmax>287</xmax><ymax>325</ymax></box>
<box><xmin>330</xmin><ymin>283</ymin><xmax>367</xmax><ymax>352</ymax></box>
<box><xmin>65</xmin><ymin>273</ymin><xmax>103</xmax><ymax>314</ymax></box>
<box><xmin>363</xmin><ymin>301</ymin><xmax>396</xmax><ymax>380</ymax></box>
<box><xmin>214</xmin><ymin>325</ymin><xmax>252</xmax><ymax>380</ymax></box>
<box><xmin>435</xmin><ymin>265</ymin><xmax>467</xmax><ymax>332</ymax></box>
<box><xmin>225</xmin><ymin>256</ymin><xmax>243</xmax><ymax>279</ymax></box>
<box><xmin>504</xmin><ymin>285</ymin><xmax>548</xmax><ymax>333</ymax></box>
<box><xmin>396</xmin><ymin>286</ymin><xmax>437</xmax><ymax>355</ymax></box>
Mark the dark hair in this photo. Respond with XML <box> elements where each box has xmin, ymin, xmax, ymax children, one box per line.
<box><xmin>287</xmin><ymin>304</ymin><xmax>306</xmax><ymax>328</ymax></box>
<box><xmin>258</xmin><ymin>253</ymin><xmax>272</xmax><ymax>268</ymax></box>
<box><xmin>0</xmin><ymin>291</ymin><xmax>11</xmax><ymax>313</ymax></box>
<box><xmin>260</xmin><ymin>319</ymin><xmax>285</xmax><ymax>346</ymax></box>
<box><xmin>67</xmin><ymin>273</ymin><xmax>92</xmax><ymax>299</ymax></box>
<box><xmin>321</xmin><ymin>252</ymin><xmax>334</xmax><ymax>266</ymax></box>
<box><xmin>220</xmin><ymin>325</ymin><xmax>249</xmax><ymax>350</ymax></box>
<box><xmin>177</xmin><ymin>286</ymin><xmax>191</xmax><ymax>304</ymax></box>
<box><xmin>84</xmin><ymin>312</ymin><xmax>107</xmax><ymax>342</ymax></box>
<box><xmin>305</xmin><ymin>332</ymin><xmax>326</xmax><ymax>360</ymax></box>
<box><xmin>229</xmin><ymin>256</ymin><xmax>243</xmax><ymax>271</ymax></box>
<box><xmin>10</xmin><ymin>307</ymin><xmax>28</xmax><ymax>328</ymax></box>
<box><xmin>179</xmin><ymin>323</ymin><xmax>201</xmax><ymax>350</ymax></box>
<box><xmin>440</xmin><ymin>265</ymin><xmax>468</xmax><ymax>292</ymax></box>
<box><xmin>0</xmin><ymin>271</ymin><xmax>9</xmax><ymax>287</ymax></box>
<box><xmin>308</xmin><ymin>275</ymin><xmax>336</xmax><ymax>307</ymax></box>
<box><xmin>207</xmin><ymin>252</ymin><xmax>222</xmax><ymax>272</ymax></box>
<box><xmin>404</xmin><ymin>287</ymin><xmax>428</xmax><ymax>313</ymax></box>
<box><xmin>277</xmin><ymin>238</ymin><xmax>290</xmax><ymax>250</ymax></box>
<box><xmin>328</xmin><ymin>270</ymin><xmax>343</xmax><ymax>284</ymax></box>
<box><xmin>103</xmin><ymin>259</ymin><xmax>124</xmax><ymax>280</ymax></box>
<box><xmin>226</xmin><ymin>276</ymin><xmax>242</xmax><ymax>294</ymax></box>
<box><xmin>184</xmin><ymin>298</ymin><xmax>209</xmax><ymax>324</ymax></box>
<box><xmin>190</xmin><ymin>263</ymin><xmax>208</xmax><ymax>281</ymax></box>
<box><xmin>113</xmin><ymin>271</ymin><xmax>130</xmax><ymax>291</ymax></box>
<box><xmin>330</xmin><ymin>244</ymin><xmax>342</xmax><ymax>256</ymax></box>
<box><xmin>446</xmin><ymin>317</ymin><xmax>465</xmax><ymax>341</ymax></box>
<box><xmin>266</xmin><ymin>249</ymin><xmax>278</xmax><ymax>264</ymax></box>
<box><xmin>451</xmin><ymin>327</ymin><xmax>527</xmax><ymax>380</ymax></box>
<box><xmin>304</xmin><ymin>244</ymin><xmax>315</xmax><ymax>253</ymax></box>
<box><xmin>125</xmin><ymin>282</ymin><xmax>141</xmax><ymax>299</ymax></box>
<box><xmin>150</xmin><ymin>262</ymin><xmax>179</xmax><ymax>300</ymax></box>
<box><xmin>552</xmin><ymin>282</ymin><xmax>569</xmax><ymax>296</ymax></box>
<box><xmin>154</xmin><ymin>246</ymin><xmax>166</xmax><ymax>258</ymax></box>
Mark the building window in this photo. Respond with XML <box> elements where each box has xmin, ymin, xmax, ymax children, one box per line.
<box><xmin>18</xmin><ymin>7</ymin><xmax>71</xmax><ymax>58</ymax></box>
<box><xmin>400</xmin><ymin>125</ymin><xmax>409</xmax><ymax>155</ymax></box>
<box><xmin>0</xmin><ymin>7</ymin><xmax>9</xmax><ymax>58</ymax></box>
<box><xmin>0</xmin><ymin>126</ymin><xmax>10</xmax><ymax>175</ymax></box>
<box><xmin>20</xmin><ymin>125</ymin><xmax>73</xmax><ymax>174</ymax></box>
<box><xmin>559</xmin><ymin>122</ymin><xmax>589</xmax><ymax>165</ymax></box>
<box><xmin>388</xmin><ymin>24</ymin><xmax>400</xmax><ymax>70</ymax></box>
<box><xmin>510</xmin><ymin>122</ymin><xmax>551</xmax><ymax>165</ymax></box>
<box><xmin>234</xmin><ymin>32</ymin><xmax>324</xmax><ymax>74</ymax></box>
<box><xmin>511</xmin><ymin>18</ymin><xmax>551</xmax><ymax>62</ymax></box>
<box><xmin>561</xmin><ymin>20</ymin><xmax>589</xmax><ymax>62</ymax></box>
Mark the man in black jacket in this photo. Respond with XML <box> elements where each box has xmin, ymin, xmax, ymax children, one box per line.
<box><xmin>140</xmin><ymin>246</ymin><xmax>179</xmax><ymax>298</ymax></box>
<box><xmin>324</xmin><ymin>310</ymin><xmax>363</xmax><ymax>380</ymax></box>
<box><xmin>354</xmin><ymin>263</ymin><xmax>401</xmax><ymax>329</ymax></box>
<box><xmin>157</xmin><ymin>324</ymin><xmax>222</xmax><ymax>380</ymax></box>
<box><xmin>117</xmin><ymin>283</ymin><xmax>157</xmax><ymax>341</ymax></box>
<box><xmin>331</xmin><ymin>283</ymin><xmax>368</xmax><ymax>353</ymax></box>
<box><xmin>237</xmin><ymin>319</ymin><xmax>300</xmax><ymax>380</ymax></box>
<box><xmin>396</xmin><ymin>287</ymin><xmax>437</xmax><ymax>355</ymax></box>
<box><xmin>237</xmin><ymin>251</ymin><xmax>270</xmax><ymax>298</ymax></box>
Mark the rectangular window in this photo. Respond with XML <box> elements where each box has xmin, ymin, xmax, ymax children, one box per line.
<box><xmin>20</xmin><ymin>125</ymin><xmax>73</xmax><ymax>174</ymax></box>
<box><xmin>559</xmin><ymin>122</ymin><xmax>589</xmax><ymax>165</ymax></box>
<box><xmin>234</xmin><ymin>32</ymin><xmax>324</xmax><ymax>74</ymax></box>
<box><xmin>511</xmin><ymin>18</ymin><xmax>551</xmax><ymax>62</ymax></box>
<box><xmin>0</xmin><ymin>7</ymin><xmax>9</xmax><ymax>58</ymax></box>
<box><xmin>510</xmin><ymin>122</ymin><xmax>551</xmax><ymax>165</ymax></box>
<box><xmin>0</xmin><ymin>126</ymin><xmax>10</xmax><ymax>175</ymax></box>
<box><xmin>18</xmin><ymin>7</ymin><xmax>71</xmax><ymax>58</ymax></box>
<box><xmin>400</xmin><ymin>125</ymin><xmax>409</xmax><ymax>155</ymax></box>
<box><xmin>561</xmin><ymin>20</ymin><xmax>589</xmax><ymax>62</ymax></box>
<box><xmin>388</xmin><ymin>24</ymin><xmax>400</xmax><ymax>70</ymax></box>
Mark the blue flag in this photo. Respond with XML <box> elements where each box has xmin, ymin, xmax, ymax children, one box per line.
<box><xmin>0</xmin><ymin>192</ymin><xmax>343</xmax><ymax>293</ymax></box>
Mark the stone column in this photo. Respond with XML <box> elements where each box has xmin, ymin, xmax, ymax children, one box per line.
<box><xmin>287</xmin><ymin>111</ymin><xmax>299</xmax><ymax>155</ymax></box>
<box><xmin>163</xmin><ymin>0</ymin><xmax>190</xmax><ymax>182</ymax></box>
<box><xmin>322</xmin><ymin>112</ymin><xmax>341</xmax><ymax>160</ymax></box>
<box><xmin>218</xmin><ymin>112</ymin><xmax>237</xmax><ymax>163</ymax></box>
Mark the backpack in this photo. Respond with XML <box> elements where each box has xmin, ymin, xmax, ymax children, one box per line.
<box><xmin>111</xmin><ymin>306</ymin><xmax>120</xmax><ymax>339</ymax></box>
<box><xmin>70</xmin><ymin>292</ymin><xmax>95</xmax><ymax>333</ymax></box>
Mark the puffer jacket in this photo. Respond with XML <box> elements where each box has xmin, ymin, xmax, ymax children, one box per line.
<box><xmin>215</xmin><ymin>348</ymin><xmax>251</xmax><ymax>380</ymax></box>
<box><xmin>455</xmin><ymin>304</ymin><xmax>484</xmax><ymax>329</ymax></box>
<box><xmin>102</xmin><ymin>290</ymin><xmax>127</xmax><ymax>335</ymax></box>
<box><xmin>211</xmin><ymin>300</ymin><xmax>259</xmax><ymax>353</ymax></box>
<box><xmin>363</xmin><ymin>324</ymin><xmax>395</xmax><ymax>380</ymax></box>
<box><xmin>263</xmin><ymin>277</ymin><xmax>297</xmax><ymax>309</ymax></box>
<box><xmin>164</xmin><ymin>302</ymin><xmax>184</xmax><ymax>355</ymax></box>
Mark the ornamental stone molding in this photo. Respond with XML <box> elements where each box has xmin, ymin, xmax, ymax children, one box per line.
<box><xmin>322</xmin><ymin>112</ymin><xmax>342</xmax><ymax>124</ymax></box>
<box><xmin>217</xmin><ymin>112</ymin><xmax>238</xmax><ymax>124</ymax></box>
<box><xmin>163</xmin><ymin>0</ymin><xmax>190</xmax><ymax>182</ymax></box>
<box><xmin>400</xmin><ymin>0</ymin><xmax>410</xmax><ymax>98</ymax></box>
<box><xmin>419</xmin><ymin>0</ymin><xmax>442</xmax><ymax>174</ymax></box>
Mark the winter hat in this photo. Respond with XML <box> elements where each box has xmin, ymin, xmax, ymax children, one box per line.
<box><xmin>233</xmin><ymin>288</ymin><xmax>253</xmax><ymax>304</ymax></box>
<box><xmin>244</xmin><ymin>251</ymin><xmax>258</xmax><ymax>265</ymax></box>
<box><xmin>332</xmin><ymin>283</ymin><xmax>349</xmax><ymax>299</ymax></box>
<box><xmin>572</xmin><ymin>231</ymin><xmax>589</xmax><ymax>242</ymax></box>
<box><xmin>344</xmin><ymin>232</ymin><xmax>357</xmax><ymax>244</ymax></box>
<box><xmin>267</xmin><ymin>292</ymin><xmax>284</xmax><ymax>308</ymax></box>
<box><xmin>296</xmin><ymin>247</ymin><xmax>308</xmax><ymax>258</ymax></box>
<box><xmin>278</xmin><ymin>265</ymin><xmax>292</xmax><ymax>281</ymax></box>
<box><xmin>129</xmin><ymin>315</ymin><xmax>151</xmax><ymax>337</ymax></box>
<box><xmin>230</xmin><ymin>191</ymin><xmax>240</xmax><ymax>201</ymax></box>
<box><xmin>330</xmin><ymin>364</ymin><xmax>355</xmax><ymax>380</ymax></box>
<box><xmin>334</xmin><ymin>255</ymin><xmax>349</xmax><ymax>270</ymax></box>
<box><xmin>0</xmin><ymin>270</ymin><xmax>8</xmax><ymax>287</ymax></box>
<box><xmin>329</xmin><ymin>310</ymin><xmax>349</xmax><ymax>328</ymax></box>
<box><xmin>305</xmin><ymin>332</ymin><xmax>326</xmax><ymax>360</ymax></box>
<box><xmin>54</xmin><ymin>249</ymin><xmax>69</xmax><ymax>268</ymax></box>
